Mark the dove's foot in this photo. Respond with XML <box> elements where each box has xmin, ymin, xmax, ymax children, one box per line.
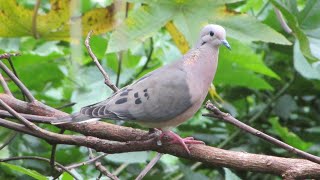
<box><xmin>159</xmin><ymin>130</ymin><xmax>204</xmax><ymax>154</ymax></box>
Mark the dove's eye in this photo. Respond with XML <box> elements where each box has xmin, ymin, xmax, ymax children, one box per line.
<box><xmin>210</xmin><ymin>31</ymin><xmax>214</xmax><ymax>36</ymax></box>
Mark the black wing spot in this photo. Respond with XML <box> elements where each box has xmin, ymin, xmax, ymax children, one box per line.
<box><xmin>115</xmin><ymin>98</ymin><xmax>127</xmax><ymax>104</ymax></box>
<box><xmin>144</xmin><ymin>93</ymin><xmax>149</xmax><ymax>100</ymax></box>
<box><xmin>134</xmin><ymin>92</ymin><xmax>139</xmax><ymax>98</ymax></box>
<box><xmin>135</xmin><ymin>98</ymin><xmax>142</xmax><ymax>104</ymax></box>
<box><xmin>143</xmin><ymin>89</ymin><xmax>148</xmax><ymax>92</ymax></box>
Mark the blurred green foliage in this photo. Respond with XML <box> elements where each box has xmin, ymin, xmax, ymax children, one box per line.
<box><xmin>0</xmin><ymin>0</ymin><xmax>320</xmax><ymax>179</ymax></box>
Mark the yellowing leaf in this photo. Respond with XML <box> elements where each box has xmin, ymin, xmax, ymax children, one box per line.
<box><xmin>165</xmin><ymin>21</ymin><xmax>190</xmax><ymax>54</ymax></box>
<box><xmin>208</xmin><ymin>84</ymin><xmax>224</xmax><ymax>103</ymax></box>
<box><xmin>0</xmin><ymin>0</ymin><xmax>116</xmax><ymax>40</ymax></box>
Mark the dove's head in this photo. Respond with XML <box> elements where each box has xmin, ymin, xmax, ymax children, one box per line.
<box><xmin>197</xmin><ymin>24</ymin><xmax>231</xmax><ymax>50</ymax></box>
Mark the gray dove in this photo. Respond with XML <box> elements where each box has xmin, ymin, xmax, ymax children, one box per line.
<box><xmin>52</xmin><ymin>24</ymin><xmax>231</xmax><ymax>154</ymax></box>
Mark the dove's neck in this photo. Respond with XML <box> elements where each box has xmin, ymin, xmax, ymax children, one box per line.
<box><xmin>183</xmin><ymin>44</ymin><xmax>219</xmax><ymax>100</ymax></box>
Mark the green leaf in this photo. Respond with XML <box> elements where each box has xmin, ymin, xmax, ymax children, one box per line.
<box><xmin>224</xmin><ymin>168</ymin><xmax>241</xmax><ymax>180</ymax></box>
<box><xmin>271</xmin><ymin>0</ymin><xmax>317</xmax><ymax>62</ymax></box>
<box><xmin>107</xmin><ymin>152</ymin><xmax>149</xmax><ymax>163</ymax></box>
<box><xmin>273</xmin><ymin>95</ymin><xmax>298</xmax><ymax>120</ymax></box>
<box><xmin>180</xmin><ymin>164</ymin><xmax>210</xmax><ymax>180</ymax></box>
<box><xmin>216</xmin><ymin>15</ymin><xmax>291</xmax><ymax>45</ymax></box>
<box><xmin>0</xmin><ymin>162</ymin><xmax>48</xmax><ymax>180</ymax></box>
<box><xmin>215</xmin><ymin>62</ymin><xmax>273</xmax><ymax>90</ymax></box>
<box><xmin>269</xmin><ymin>117</ymin><xmax>312</xmax><ymax>151</ymax></box>
<box><xmin>293</xmin><ymin>41</ymin><xmax>320</xmax><ymax>80</ymax></box>
<box><xmin>61</xmin><ymin>172</ymin><xmax>74</xmax><ymax>180</ymax></box>
<box><xmin>221</xmin><ymin>38</ymin><xmax>280</xmax><ymax>79</ymax></box>
<box><xmin>70</xmin><ymin>66</ymin><xmax>113</xmax><ymax>112</ymax></box>
<box><xmin>298</xmin><ymin>0</ymin><xmax>320</xmax><ymax>30</ymax></box>
<box><xmin>9</xmin><ymin>54</ymin><xmax>64</xmax><ymax>92</ymax></box>
<box><xmin>107</xmin><ymin>5</ymin><xmax>174</xmax><ymax>52</ymax></box>
<box><xmin>215</xmin><ymin>38</ymin><xmax>277</xmax><ymax>90</ymax></box>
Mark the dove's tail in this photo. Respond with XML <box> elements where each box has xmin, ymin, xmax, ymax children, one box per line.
<box><xmin>50</xmin><ymin>112</ymin><xmax>100</xmax><ymax>125</ymax></box>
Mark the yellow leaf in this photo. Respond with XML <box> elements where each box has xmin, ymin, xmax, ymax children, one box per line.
<box><xmin>0</xmin><ymin>0</ymin><xmax>116</xmax><ymax>40</ymax></box>
<box><xmin>165</xmin><ymin>21</ymin><xmax>190</xmax><ymax>54</ymax></box>
<box><xmin>208</xmin><ymin>83</ymin><xmax>224</xmax><ymax>104</ymax></box>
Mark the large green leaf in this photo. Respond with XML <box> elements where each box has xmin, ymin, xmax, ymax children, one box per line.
<box><xmin>293</xmin><ymin>41</ymin><xmax>320</xmax><ymax>80</ymax></box>
<box><xmin>8</xmin><ymin>53</ymin><xmax>64</xmax><ymax>92</ymax></box>
<box><xmin>0</xmin><ymin>162</ymin><xmax>48</xmax><ymax>180</ymax></box>
<box><xmin>109</xmin><ymin>0</ymin><xmax>290</xmax><ymax>53</ymax></box>
<box><xmin>269</xmin><ymin>117</ymin><xmax>312</xmax><ymax>151</ymax></box>
<box><xmin>298</xmin><ymin>0</ymin><xmax>320</xmax><ymax>60</ymax></box>
<box><xmin>221</xmin><ymin>38</ymin><xmax>279</xmax><ymax>79</ymax></box>
<box><xmin>70</xmin><ymin>66</ymin><xmax>114</xmax><ymax>112</ymax></box>
<box><xmin>298</xmin><ymin>0</ymin><xmax>320</xmax><ymax>30</ymax></box>
<box><xmin>107</xmin><ymin>5</ymin><xmax>174</xmax><ymax>52</ymax></box>
<box><xmin>271</xmin><ymin>0</ymin><xmax>318</xmax><ymax>62</ymax></box>
<box><xmin>215</xmin><ymin>38</ymin><xmax>277</xmax><ymax>90</ymax></box>
<box><xmin>215</xmin><ymin>14</ymin><xmax>291</xmax><ymax>45</ymax></box>
<box><xmin>107</xmin><ymin>151</ymin><xmax>149</xmax><ymax>163</ymax></box>
<box><xmin>215</xmin><ymin>62</ymin><xmax>273</xmax><ymax>90</ymax></box>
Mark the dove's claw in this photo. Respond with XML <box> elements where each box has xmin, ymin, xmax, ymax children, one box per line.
<box><xmin>159</xmin><ymin>130</ymin><xmax>204</xmax><ymax>154</ymax></box>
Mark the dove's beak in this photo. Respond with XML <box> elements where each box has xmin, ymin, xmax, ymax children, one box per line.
<box><xmin>221</xmin><ymin>40</ymin><xmax>231</xmax><ymax>50</ymax></box>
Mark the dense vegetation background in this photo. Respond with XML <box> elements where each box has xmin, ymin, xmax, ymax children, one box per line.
<box><xmin>0</xmin><ymin>0</ymin><xmax>319</xmax><ymax>179</ymax></box>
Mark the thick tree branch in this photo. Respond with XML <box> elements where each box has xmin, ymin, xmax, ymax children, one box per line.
<box><xmin>0</xmin><ymin>109</ymin><xmax>320</xmax><ymax>179</ymax></box>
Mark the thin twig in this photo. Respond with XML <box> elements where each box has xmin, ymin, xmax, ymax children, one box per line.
<box><xmin>85</xmin><ymin>30</ymin><xmax>119</xmax><ymax>93</ymax></box>
<box><xmin>135</xmin><ymin>153</ymin><xmax>163</xmax><ymax>180</ymax></box>
<box><xmin>0</xmin><ymin>53</ymin><xmax>20</xmax><ymax>60</ymax></box>
<box><xmin>116</xmin><ymin>52</ymin><xmax>123</xmax><ymax>87</ymax></box>
<box><xmin>123</xmin><ymin>38</ymin><xmax>154</xmax><ymax>86</ymax></box>
<box><xmin>217</xmin><ymin>75</ymin><xmax>295</xmax><ymax>148</ymax></box>
<box><xmin>0</xmin><ymin>99</ymin><xmax>40</xmax><ymax>130</ymax></box>
<box><xmin>273</xmin><ymin>7</ymin><xmax>292</xmax><ymax>34</ymax></box>
<box><xmin>113</xmin><ymin>163</ymin><xmax>128</xmax><ymax>176</ymax></box>
<box><xmin>88</xmin><ymin>149</ymin><xmax>119</xmax><ymax>180</ymax></box>
<box><xmin>256</xmin><ymin>1</ymin><xmax>269</xmax><ymax>17</ymax></box>
<box><xmin>0</xmin><ymin>61</ymin><xmax>36</xmax><ymax>102</ymax></box>
<box><xmin>136</xmin><ymin>38</ymin><xmax>154</xmax><ymax>78</ymax></box>
<box><xmin>0</xmin><ymin>109</ymin><xmax>55</xmax><ymax>123</ymax></box>
<box><xmin>56</xmin><ymin>102</ymin><xmax>76</xmax><ymax>110</ymax></box>
<box><xmin>0</xmin><ymin>73</ymin><xmax>12</xmax><ymax>96</ymax></box>
<box><xmin>97</xmin><ymin>173</ymin><xmax>103</xmax><ymax>180</ymax></box>
<box><xmin>50</xmin><ymin>129</ymin><xmax>65</xmax><ymax>175</ymax></box>
<box><xmin>7</xmin><ymin>57</ymin><xmax>27</xmax><ymax>101</ymax></box>
<box><xmin>66</xmin><ymin>154</ymin><xmax>107</xmax><ymax>170</ymax></box>
<box><xmin>0</xmin><ymin>131</ymin><xmax>17</xmax><ymax>150</ymax></box>
<box><xmin>204</xmin><ymin>101</ymin><xmax>320</xmax><ymax>165</ymax></box>
<box><xmin>0</xmin><ymin>156</ymin><xmax>78</xmax><ymax>180</ymax></box>
<box><xmin>32</xmin><ymin>0</ymin><xmax>41</xmax><ymax>39</ymax></box>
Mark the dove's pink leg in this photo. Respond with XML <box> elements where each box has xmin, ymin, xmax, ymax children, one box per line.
<box><xmin>159</xmin><ymin>130</ymin><xmax>204</xmax><ymax>154</ymax></box>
